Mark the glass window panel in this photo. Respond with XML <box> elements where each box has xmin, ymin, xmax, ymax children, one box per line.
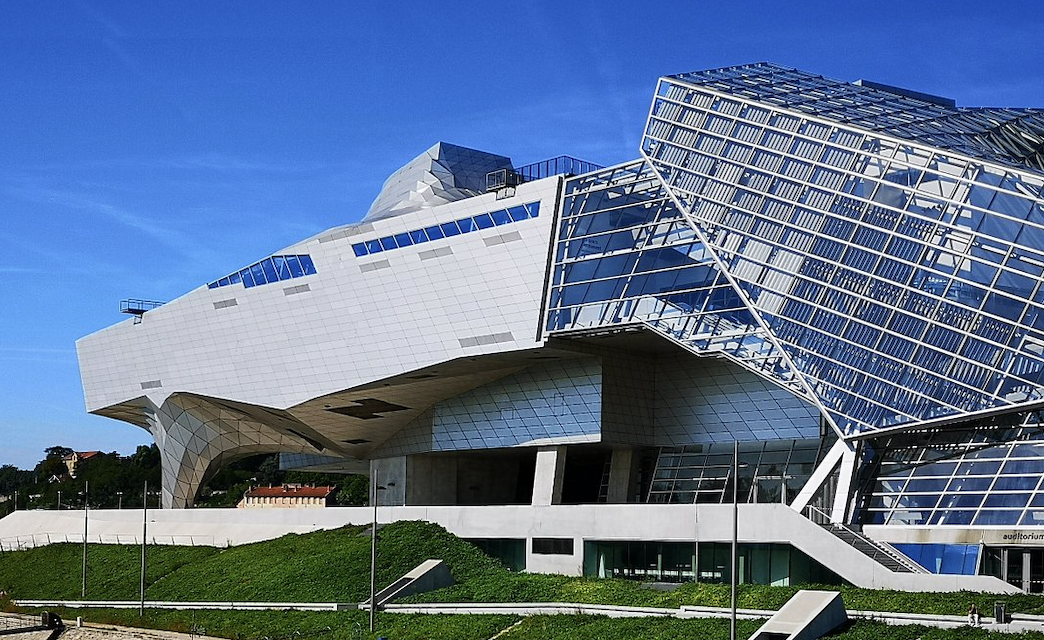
<box><xmin>260</xmin><ymin>258</ymin><xmax>278</xmax><ymax>283</ymax></box>
<box><xmin>409</xmin><ymin>229</ymin><xmax>428</xmax><ymax>244</ymax></box>
<box><xmin>272</xmin><ymin>256</ymin><xmax>291</xmax><ymax>280</ymax></box>
<box><xmin>379</xmin><ymin>236</ymin><xmax>397</xmax><ymax>250</ymax></box>
<box><xmin>913</xmin><ymin>461</ymin><xmax>956</xmax><ymax>476</ymax></box>
<box><xmin>249</xmin><ymin>263</ymin><xmax>267</xmax><ymax>286</ymax></box>
<box><xmin>956</xmin><ymin>460</ymin><xmax>1001</xmax><ymax>476</ymax></box>
<box><xmin>440</xmin><ymin>221</ymin><xmax>461</xmax><ymax>237</ymax></box>
<box><xmin>931</xmin><ymin>510</ymin><xmax>975</xmax><ymax>525</ymax></box>
<box><xmin>474</xmin><ymin>213</ymin><xmax>495</xmax><ymax>229</ymax></box>
<box><xmin>995</xmin><ymin>269</ymin><xmax>1036</xmax><ymax>298</ymax></box>
<box><xmin>352</xmin><ymin>243</ymin><xmax>368</xmax><ymax>257</ymax></box>
<box><xmin>973</xmin><ymin>510</ymin><xmax>1023</xmax><ymax>525</ymax></box>
<box><xmin>938</xmin><ymin>492</ymin><xmax>986</xmax><ymax>508</ymax></box>
<box><xmin>229</xmin><ymin>272</ymin><xmax>242</xmax><ymax>285</ymax></box>
<box><xmin>365</xmin><ymin>239</ymin><xmax>383</xmax><ymax>254</ymax></box>
<box><xmin>285</xmin><ymin>256</ymin><xmax>304</xmax><ymax>277</ymax></box>
<box><xmin>983</xmin><ymin>291</ymin><xmax>1024</xmax><ymax>320</ymax></box>
<box><xmin>992</xmin><ymin>475</ymin><xmax>1040</xmax><ymax>492</ymax></box>
<box><xmin>1002</xmin><ymin>459</ymin><xmax>1044</xmax><ymax>474</ymax></box>
<box><xmin>984</xmin><ymin>493</ymin><xmax>1031</xmax><ymax>508</ymax></box>
<box><xmin>491</xmin><ymin>209</ymin><xmax>512</xmax><ymax>225</ymax></box>
<box><xmin>298</xmin><ymin>255</ymin><xmax>317</xmax><ymax>275</ymax></box>
<box><xmin>904</xmin><ymin>478</ymin><xmax>948</xmax><ymax>493</ymax></box>
<box><xmin>507</xmin><ymin>206</ymin><xmax>529</xmax><ymax>222</ymax></box>
<box><xmin>978</xmin><ymin>213</ymin><xmax>1022</xmax><ymax>243</ymax></box>
<box><xmin>458</xmin><ymin>217</ymin><xmax>478</xmax><ymax>233</ymax></box>
<box><xmin>526</xmin><ymin>202</ymin><xmax>541</xmax><ymax>218</ymax></box>
<box><xmin>425</xmin><ymin>225</ymin><xmax>445</xmax><ymax>240</ymax></box>
<box><xmin>393</xmin><ymin>232</ymin><xmax>412</xmax><ymax>247</ymax></box>
<box><xmin>240</xmin><ymin>268</ymin><xmax>256</xmax><ymax>288</ymax></box>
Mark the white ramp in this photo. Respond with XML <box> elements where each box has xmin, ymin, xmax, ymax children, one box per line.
<box><xmin>748</xmin><ymin>590</ymin><xmax>847</xmax><ymax>640</ymax></box>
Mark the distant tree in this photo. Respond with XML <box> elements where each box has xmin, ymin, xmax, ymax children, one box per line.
<box><xmin>257</xmin><ymin>455</ymin><xmax>282</xmax><ymax>486</ymax></box>
<box><xmin>130</xmin><ymin>444</ymin><xmax>160</xmax><ymax>469</ymax></box>
<box><xmin>336</xmin><ymin>475</ymin><xmax>368</xmax><ymax>506</ymax></box>
<box><xmin>34</xmin><ymin>446</ymin><xmax>72</xmax><ymax>480</ymax></box>
<box><xmin>0</xmin><ymin>465</ymin><xmax>32</xmax><ymax>494</ymax></box>
<box><xmin>44</xmin><ymin>446</ymin><xmax>73</xmax><ymax>460</ymax></box>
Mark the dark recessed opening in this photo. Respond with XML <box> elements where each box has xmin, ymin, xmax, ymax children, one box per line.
<box><xmin>326</xmin><ymin>398</ymin><xmax>410</xmax><ymax>419</ymax></box>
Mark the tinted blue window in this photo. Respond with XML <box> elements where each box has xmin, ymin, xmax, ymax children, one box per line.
<box><xmin>273</xmin><ymin>256</ymin><xmax>291</xmax><ymax>280</ymax></box>
<box><xmin>394</xmin><ymin>232</ymin><xmax>412</xmax><ymax>247</ymax></box>
<box><xmin>299</xmin><ymin>255</ymin><xmax>317</xmax><ymax>275</ymax></box>
<box><xmin>260</xmin><ymin>258</ymin><xmax>278</xmax><ymax>283</ymax></box>
<box><xmin>250</xmin><ymin>263</ymin><xmax>267</xmax><ymax>286</ymax></box>
<box><xmin>218</xmin><ymin>277</ymin><xmax>230</xmax><ymax>287</ymax></box>
<box><xmin>379</xmin><ymin>236</ymin><xmax>397</xmax><ymax>251</ymax></box>
<box><xmin>285</xmin><ymin>256</ymin><xmax>304</xmax><ymax>277</ymax></box>
<box><xmin>229</xmin><ymin>271</ymin><xmax>241</xmax><ymax>286</ymax></box>
<box><xmin>526</xmin><ymin>202</ymin><xmax>540</xmax><ymax>217</ymax></box>
<box><xmin>425</xmin><ymin>225</ymin><xmax>445</xmax><ymax>240</ymax></box>
<box><xmin>474</xmin><ymin>213</ymin><xmax>495</xmax><ymax>229</ymax></box>
<box><xmin>241</xmin><ymin>269</ymin><xmax>257</xmax><ymax>288</ymax></box>
<box><xmin>409</xmin><ymin>229</ymin><xmax>428</xmax><ymax>244</ymax></box>
<box><xmin>207</xmin><ymin>282</ymin><xmax>219</xmax><ymax>289</ymax></box>
<box><xmin>441</xmin><ymin>221</ymin><xmax>461</xmax><ymax>237</ymax></box>
<box><xmin>458</xmin><ymin>217</ymin><xmax>478</xmax><ymax>233</ymax></box>
<box><xmin>491</xmin><ymin>208</ymin><xmax>512</xmax><ymax>225</ymax></box>
<box><xmin>508</xmin><ymin>205</ymin><xmax>529</xmax><ymax>222</ymax></box>
<box><xmin>352</xmin><ymin>243</ymin><xmax>368</xmax><ymax>257</ymax></box>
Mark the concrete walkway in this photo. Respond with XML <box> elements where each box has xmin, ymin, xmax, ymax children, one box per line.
<box><xmin>13</xmin><ymin>600</ymin><xmax>1044</xmax><ymax>634</ymax></box>
<box><xmin>1</xmin><ymin>613</ymin><xmax>223</xmax><ymax>640</ymax></box>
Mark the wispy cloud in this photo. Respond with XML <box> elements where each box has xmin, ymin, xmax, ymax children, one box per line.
<box><xmin>3</xmin><ymin>179</ymin><xmax>195</xmax><ymax>257</ymax></box>
<box><xmin>0</xmin><ymin>346</ymin><xmax>75</xmax><ymax>363</ymax></box>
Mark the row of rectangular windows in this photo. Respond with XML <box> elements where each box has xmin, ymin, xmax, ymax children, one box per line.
<box><xmin>207</xmin><ymin>254</ymin><xmax>317</xmax><ymax>290</ymax></box>
<box><xmin>351</xmin><ymin>202</ymin><xmax>540</xmax><ymax>257</ymax></box>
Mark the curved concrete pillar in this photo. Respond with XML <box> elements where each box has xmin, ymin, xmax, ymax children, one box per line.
<box><xmin>146</xmin><ymin>395</ymin><xmax>325</xmax><ymax>508</ymax></box>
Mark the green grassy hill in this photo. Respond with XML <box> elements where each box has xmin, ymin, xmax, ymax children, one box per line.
<box><xmin>2</xmin><ymin>520</ymin><xmax>1044</xmax><ymax>640</ymax></box>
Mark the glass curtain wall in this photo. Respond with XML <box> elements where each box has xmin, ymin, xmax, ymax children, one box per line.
<box><xmin>642</xmin><ymin>67</ymin><xmax>1044</xmax><ymax>436</ymax></box>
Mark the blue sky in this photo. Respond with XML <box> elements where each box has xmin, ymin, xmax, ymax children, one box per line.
<box><xmin>1</xmin><ymin>1</ymin><xmax>1042</xmax><ymax>469</ymax></box>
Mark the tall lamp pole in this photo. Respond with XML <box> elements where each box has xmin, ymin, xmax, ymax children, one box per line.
<box><xmin>82</xmin><ymin>480</ymin><xmax>89</xmax><ymax>599</ymax></box>
<box><xmin>140</xmin><ymin>480</ymin><xmax>148</xmax><ymax>616</ymax></box>
<box><xmin>369</xmin><ymin>469</ymin><xmax>380</xmax><ymax>633</ymax></box>
<box><xmin>731</xmin><ymin>440</ymin><xmax>739</xmax><ymax>640</ymax></box>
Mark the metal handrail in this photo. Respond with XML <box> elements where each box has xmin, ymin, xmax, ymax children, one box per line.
<box><xmin>803</xmin><ymin>505</ymin><xmax>928</xmax><ymax>573</ymax></box>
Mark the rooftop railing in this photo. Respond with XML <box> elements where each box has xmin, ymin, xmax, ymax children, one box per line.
<box><xmin>487</xmin><ymin>155</ymin><xmax>603</xmax><ymax>192</ymax></box>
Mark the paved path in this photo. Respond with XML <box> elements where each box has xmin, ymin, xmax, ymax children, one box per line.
<box><xmin>10</xmin><ymin>600</ymin><xmax>1044</xmax><ymax>635</ymax></box>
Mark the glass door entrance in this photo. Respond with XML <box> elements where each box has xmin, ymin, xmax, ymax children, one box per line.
<box><xmin>985</xmin><ymin>547</ymin><xmax>1044</xmax><ymax>592</ymax></box>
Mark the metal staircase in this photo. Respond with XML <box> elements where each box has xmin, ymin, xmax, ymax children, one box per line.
<box><xmin>804</xmin><ymin>506</ymin><xmax>928</xmax><ymax>574</ymax></box>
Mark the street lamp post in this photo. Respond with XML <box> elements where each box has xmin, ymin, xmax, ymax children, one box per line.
<box><xmin>369</xmin><ymin>469</ymin><xmax>380</xmax><ymax>633</ymax></box>
<box><xmin>731</xmin><ymin>440</ymin><xmax>739</xmax><ymax>640</ymax></box>
<box><xmin>117</xmin><ymin>491</ymin><xmax>123</xmax><ymax>510</ymax></box>
<box><xmin>57</xmin><ymin>490</ymin><xmax>61</xmax><ymax>511</ymax></box>
<box><xmin>82</xmin><ymin>480</ymin><xmax>89</xmax><ymax>599</ymax></box>
<box><xmin>140</xmin><ymin>480</ymin><xmax>148</xmax><ymax>616</ymax></box>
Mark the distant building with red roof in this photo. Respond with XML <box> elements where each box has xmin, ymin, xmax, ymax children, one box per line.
<box><xmin>237</xmin><ymin>484</ymin><xmax>336</xmax><ymax>509</ymax></box>
<box><xmin>63</xmin><ymin>451</ymin><xmax>101</xmax><ymax>478</ymax></box>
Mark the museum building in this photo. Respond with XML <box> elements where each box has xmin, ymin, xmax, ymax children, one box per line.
<box><xmin>77</xmin><ymin>63</ymin><xmax>1044</xmax><ymax>592</ymax></box>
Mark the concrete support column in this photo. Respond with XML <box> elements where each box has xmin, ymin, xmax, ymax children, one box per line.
<box><xmin>532</xmin><ymin>446</ymin><xmax>567</xmax><ymax>506</ymax></box>
<box><xmin>832</xmin><ymin>445</ymin><xmax>858</xmax><ymax>524</ymax></box>
<box><xmin>606</xmin><ymin>447</ymin><xmax>635</xmax><ymax>503</ymax></box>
<box><xmin>370</xmin><ymin>457</ymin><xmax>407</xmax><ymax>506</ymax></box>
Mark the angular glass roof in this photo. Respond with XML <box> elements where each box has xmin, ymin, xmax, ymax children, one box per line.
<box><xmin>671</xmin><ymin>62</ymin><xmax>1044</xmax><ymax>173</ymax></box>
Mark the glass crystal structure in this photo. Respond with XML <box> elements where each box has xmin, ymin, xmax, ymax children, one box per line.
<box><xmin>76</xmin><ymin>63</ymin><xmax>1044</xmax><ymax>591</ymax></box>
